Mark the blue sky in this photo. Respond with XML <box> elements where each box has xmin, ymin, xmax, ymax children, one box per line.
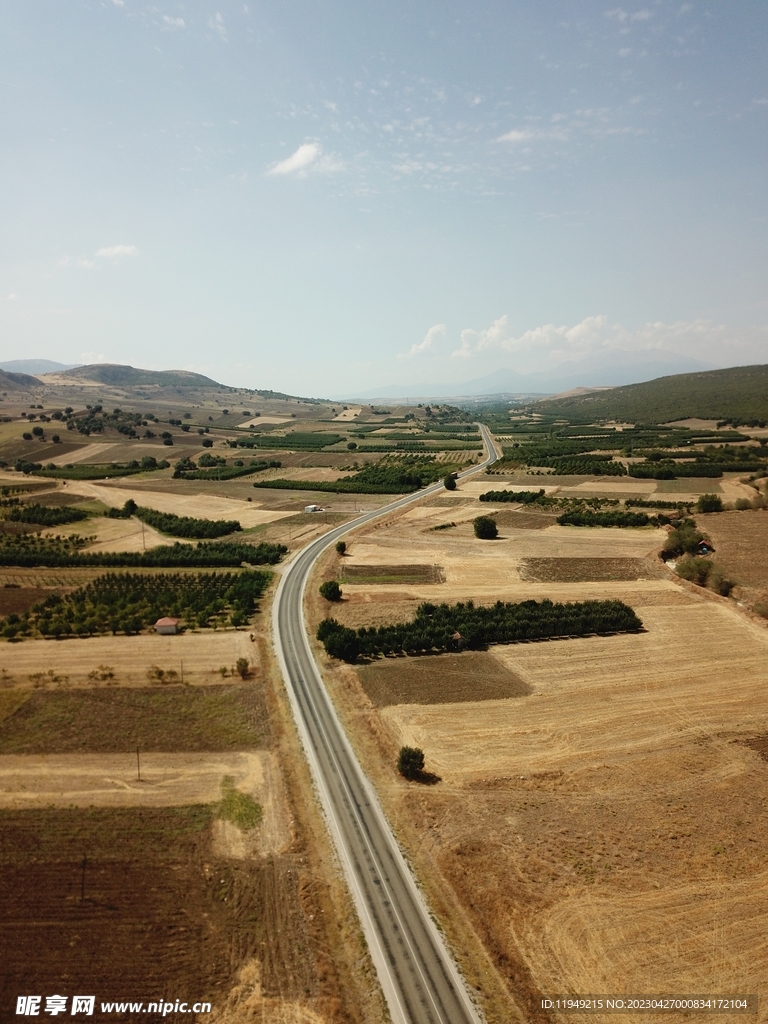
<box><xmin>1</xmin><ymin>1</ymin><xmax>767</xmax><ymax>394</ymax></box>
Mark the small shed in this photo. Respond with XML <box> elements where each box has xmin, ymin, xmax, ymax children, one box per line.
<box><xmin>304</xmin><ymin>504</ymin><xmax>323</xmax><ymax>513</ymax></box>
<box><xmin>451</xmin><ymin>631</ymin><xmax>467</xmax><ymax>650</ymax></box>
<box><xmin>155</xmin><ymin>617</ymin><xmax>180</xmax><ymax>635</ymax></box>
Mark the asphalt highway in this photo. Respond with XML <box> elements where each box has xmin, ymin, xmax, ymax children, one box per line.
<box><xmin>271</xmin><ymin>423</ymin><xmax>498</xmax><ymax>1024</ymax></box>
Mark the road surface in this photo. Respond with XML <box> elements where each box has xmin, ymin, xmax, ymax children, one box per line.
<box><xmin>272</xmin><ymin>424</ymin><xmax>498</xmax><ymax>1024</ymax></box>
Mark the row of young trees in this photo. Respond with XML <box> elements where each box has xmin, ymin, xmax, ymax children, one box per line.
<box><xmin>317</xmin><ymin>597</ymin><xmax>643</xmax><ymax>662</ymax></box>
<box><xmin>479</xmin><ymin>488</ymin><xmax>550</xmax><ymax>504</ymax></box>
<box><xmin>253</xmin><ymin>456</ymin><xmax>459</xmax><ymax>494</ymax></box>
<box><xmin>5</xmin><ymin>503</ymin><xmax>89</xmax><ymax>526</ymax></box>
<box><xmin>556</xmin><ymin>510</ymin><xmax>656</xmax><ymax>528</ymax></box>
<box><xmin>1</xmin><ymin>570</ymin><xmax>271</xmax><ymax>640</ymax></box>
<box><xmin>133</xmin><ymin>506</ymin><xmax>241</xmax><ymax>538</ymax></box>
<box><xmin>0</xmin><ymin>532</ymin><xmax>286</xmax><ymax>568</ymax></box>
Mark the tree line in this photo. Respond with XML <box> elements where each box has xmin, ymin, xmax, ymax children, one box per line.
<box><xmin>0</xmin><ymin>532</ymin><xmax>286</xmax><ymax>568</ymax></box>
<box><xmin>317</xmin><ymin>597</ymin><xmax>643</xmax><ymax>662</ymax></box>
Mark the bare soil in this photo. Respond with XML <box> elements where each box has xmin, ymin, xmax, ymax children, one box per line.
<box><xmin>0</xmin><ymin>585</ymin><xmax>70</xmax><ymax>615</ymax></box>
<box><xmin>358</xmin><ymin>652</ymin><xmax>531</xmax><ymax>707</ymax></box>
<box><xmin>0</xmin><ymin>805</ymin><xmax>321</xmax><ymax>1018</ymax></box>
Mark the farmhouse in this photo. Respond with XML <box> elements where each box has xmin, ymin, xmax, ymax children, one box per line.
<box><xmin>154</xmin><ymin>616</ymin><xmax>180</xmax><ymax>635</ymax></box>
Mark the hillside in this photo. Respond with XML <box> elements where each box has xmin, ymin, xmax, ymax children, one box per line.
<box><xmin>59</xmin><ymin>364</ymin><xmax>223</xmax><ymax>388</ymax></box>
<box><xmin>537</xmin><ymin>364</ymin><xmax>768</xmax><ymax>423</ymax></box>
<box><xmin>0</xmin><ymin>369</ymin><xmax>39</xmax><ymax>390</ymax></box>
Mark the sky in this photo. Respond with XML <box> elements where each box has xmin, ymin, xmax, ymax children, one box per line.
<box><xmin>1</xmin><ymin>0</ymin><xmax>767</xmax><ymax>396</ymax></box>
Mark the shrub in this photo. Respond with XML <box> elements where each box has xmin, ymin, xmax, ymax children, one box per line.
<box><xmin>202</xmin><ymin>438</ymin><xmax>213</xmax><ymax>448</ymax></box>
<box><xmin>347</xmin><ymin>441</ymin><xmax>357</xmax><ymax>450</ymax></box>
<box><xmin>319</xmin><ymin>580</ymin><xmax>342</xmax><ymax>602</ymax></box>
<box><xmin>443</xmin><ymin>473</ymin><xmax>457</xmax><ymax>491</ymax></box>
<box><xmin>235</xmin><ymin>657</ymin><xmax>250</xmax><ymax>679</ymax></box>
<box><xmin>335</xmin><ymin>540</ymin><xmax>347</xmax><ymax>555</ymax></box>
<box><xmin>397</xmin><ymin>746</ymin><xmax>425</xmax><ymax>779</ymax></box>
<box><xmin>473</xmin><ymin>515</ymin><xmax>498</xmax><ymax>539</ymax></box>
<box><xmin>696</xmin><ymin>493</ymin><xmax>723</xmax><ymax>513</ymax></box>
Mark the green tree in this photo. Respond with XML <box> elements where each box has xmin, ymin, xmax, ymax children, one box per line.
<box><xmin>443</xmin><ymin>473</ymin><xmax>457</xmax><ymax>491</ymax></box>
<box><xmin>696</xmin><ymin>493</ymin><xmax>723</xmax><ymax>513</ymax></box>
<box><xmin>397</xmin><ymin>746</ymin><xmax>425</xmax><ymax>779</ymax></box>
<box><xmin>235</xmin><ymin>657</ymin><xmax>250</xmax><ymax>679</ymax></box>
<box><xmin>335</xmin><ymin>540</ymin><xmax>347</xmax><ymax>555</ymax></box>
<box><xmin>320</xmin><ymin>580</ymin><xmax>342</xmax><ymax>601</ymax></box>
<box><xmin>473</xmin><ymin>515</ymin><xmax>498</xmax><ymax>539</ymax></box>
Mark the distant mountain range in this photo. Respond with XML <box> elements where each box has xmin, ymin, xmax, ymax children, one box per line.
<box><xmin>334</xmin><ymin>351</ymin><xmax>715</xmax><ymax>401</ymax></box>
<box><xmin>0</xmin><ymin>359</ymin><xmax>80</xmax><ymax>374</ymax></box>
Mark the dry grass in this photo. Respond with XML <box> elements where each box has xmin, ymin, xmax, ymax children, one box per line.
<box><xmin>0</xmin><ymin>684</ymin><xmax>269</xmax><ymax>753</ymax></box>
<box><xmin>339</xmin><ymin>563</ymin><xmax>445</xmax><ymax>585</ymax></box>
<box><xmin>0</xmin><ymin>629</ymin><xmax>261</xmax><ymax>688</ymax></box>
<box><xmin>519</xmin><ymin>557</ymin><xmax>663</xmax><ymax>583</ymax></box>
<box><xmin>64</xmin><ymin>481</ymin><xmax>296</xmax><ymax>527</ymax></box>
<box><xmin>698</xmin><ymin>510</ymin><xmax>768</xmax><ymax>589</ymax></box>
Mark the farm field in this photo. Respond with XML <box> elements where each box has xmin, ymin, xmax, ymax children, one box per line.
<box><xmin>697</xmin><ymin>509</ymin><xmax>768</xmax><ymax>590</ymax></box>
<box><xmin>308</xmin><ymin>468</ymin><xmax>768</xmax><ymax>1024</ymax></box>
<box><xmin>0</xmin><ymin>629</ymin><xmax>261</xmax><ymax>687</ymax></box>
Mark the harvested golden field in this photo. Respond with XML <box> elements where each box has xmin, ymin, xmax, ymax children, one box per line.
<box><xmin>698</xmin><ymin>509</ymin><xmax>768</xmax><ymax>589</ymax></box>
<box><xmin>0</xmin><ymin>628</ymin><xmax>260</xmax><ymax>688</ymax></box>
<box><xmin>311</xmin><ymin>471</ymin><xmax>768</xmax><ymax>1023</ymax></box>
<box><xmin>42</xmin><ymin>512</ymin><xmax>173</xmax><ymax>551</ymax></box>
<box><xmin>63</xmin><ymin>481</ymin><xmax>296</xmax><ymax>526</ymax></box>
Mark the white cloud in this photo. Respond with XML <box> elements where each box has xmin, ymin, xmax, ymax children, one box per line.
<box><xmin>58</xmin><ymin>256</ymin><xmax>95</xmax><ymax>269</ymax></box>
<box><xmin>399</xmin><ymin>323</ymin><xmax>445</xmax><ymax>359</ymax></box>
<box><xmin>496</xmin><ymin>129</ymin><xmax>532</xmax><ymax>143</ymax></box>
<box><xmin>450</xmin><ymin>314</ymin><xmax>768</xmax><ymax>367</ymax></box>
<box><xmin>266</xmin><ymin>143</ymin><xmax>342</xmax><ymax>177</ymax></box>
<box><xmin>96</xmin><ymin>245</ymin><xmax>138</xmax><ymax>260</ymax></box>
<box><xmin>162</xmin><ymin>15</ymin><xmax>185</xmax><ymax>29</ymax></box>
<box><xmin>81</xmin><ymin>351</ymin><xmax>108</xmax><ymax>364</ymax></box>
<box><xmin>5</xmin><ymin>293</ymin><xmax>19</xmax><ymax>301</ymax></box>
<box><xmin>605</xmin><ymin>7</ymin><xmax>651</xmax><ymax>23</ymax></box>
<box><xmin>111</xmin><ymin>0</ymin><xmax>124</xmax><ymax>6</ymax></box>
<box><xmin>208</xmin><ymin>12</ymin><xmax>227</xmax><ymax>41</ymax></box>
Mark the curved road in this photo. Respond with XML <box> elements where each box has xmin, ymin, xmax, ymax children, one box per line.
<box><xmin>272</xmin><ymin>424</ymin><xmax>498</xmax><ymax>1024</ymax></box>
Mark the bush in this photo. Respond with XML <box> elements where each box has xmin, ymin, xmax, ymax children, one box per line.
<box><xmin>397</xmin><ymin>746</ymin><xmax>425</xmax><ymax>779</ymax></box>
<box><xmin>676</xmin><ymin>557</ymin><xmax>734</xmax><ymax>595</ymax></box>
<box><xmin>201</xmin><ymin>438</ymin><xmax>213</xmax><ymax>448</ymax></box>
<box><xmin>696</xmin><ymin>493</ymin><xmax>723</xmax><ymax>513</ymax></box>
<box><xmin>235</xmin><ymin>657</ymin><xmax>250</xmax><ymax>679</ymax></box>
<box><xmin>319</xmin><ymin>580</ymin><xmax>342</xmax><ymax>601</ymax></box>
<box><xmin>473</xmin><ymin>515</ymin><xmax>498</xmax><ymax>539</ymax></box>
<box><xmin>347</xmin><ymin>441</ymin><xmax>357</xmax><ymax>450</ymax></box>
<box><xmin>443</xmin><ymin>473</ymin><xmax>457</xmax><ymax>491</ymax></box>
<box><xmin>335</xmin><ymin>540</ymin><xmax>347</xmax><ymax>555</ymax></box>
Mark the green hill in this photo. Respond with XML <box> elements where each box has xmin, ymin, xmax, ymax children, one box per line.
<box><xmin>537</xmin><ymin>364</ymin><xmax>768</xmax><ymax>424</ymax></box>
<box><xmin>61</xmin><ymin>363</ymin><xmax>223</xmax><ymax>388</ymax></box>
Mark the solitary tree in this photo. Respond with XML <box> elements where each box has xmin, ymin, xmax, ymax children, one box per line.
<box><xmin>335</xmin><ymin>540</ymin><xmax>347</xmax><ymax>555</ymax></box>
<box><xmin>397</xmin><ymin>746</ymin><xmax>425</xmax><ymax>779</ymax></box>
<box><xmin>473</xmin><ymin>515</ymin><xmax>498</xmax><ymax>539</ymax></box>
<box><xmin>696</xmin><ymin>493</ymin><xmax>723</xmax><ymax>513</ymax></box>
<box><xmin>443</xmin><ymin>473</ymin><xmax>457</xmax><ymax>491</ymax></box>
<box><xmin>319</xmin><ymin>580</ymin><xmax>342</xmax><ymax>601</ymax></box>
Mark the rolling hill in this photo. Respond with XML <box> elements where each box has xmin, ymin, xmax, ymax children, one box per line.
<box><xmin>536</xmin><ymin>364</ymin><xmax>768</xmax><ymax>423</ymax></box>
<box><xmin>58</xmin><ymin>364</ymin><xmax>222</xmax><ymax>388</ymax></box>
